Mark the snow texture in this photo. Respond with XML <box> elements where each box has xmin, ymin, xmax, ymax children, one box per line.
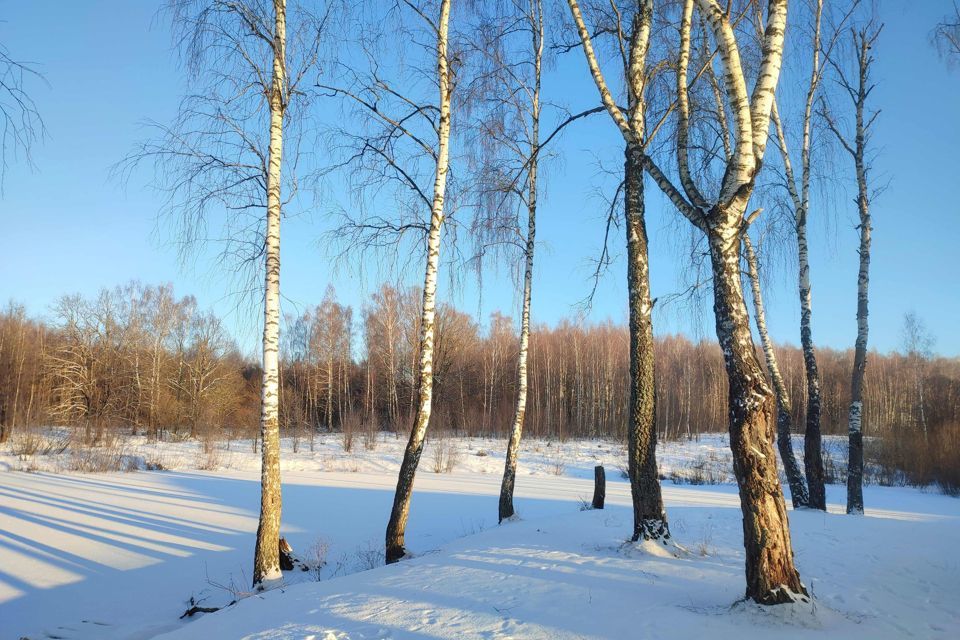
<box><xmin>1</xmin><ymin>434</ymin><xmax>958</xmax><ymax>639</ymax></box>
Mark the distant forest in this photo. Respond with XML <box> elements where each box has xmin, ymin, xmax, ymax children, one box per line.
<box><xmin>2</xmin><ymin>281</ymin><xmax>956</xmax><ymax>454</ymax></box>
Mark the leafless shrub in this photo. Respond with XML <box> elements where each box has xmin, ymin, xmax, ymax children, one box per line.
<box><xmin>306</xmin><ymin>538</ymin><xmax>330</xmax><ymax>581</ymax></box>
<box><xmin>696</xmin><ymin>523</ymin><xmax>716</xmax><ymax>557</ymax></box>
<box><xmin>444</xmin><ymin>443</ymin><xmax>461</xmax><ymax>473</ymax></box>
<box><xmin>341</xmin><ymin>410</ymin><xmax>364</xmax><ymax>453</ymax></box>
<box><xmin>144</xmin><ymin>458</ymin><xmax>167</xmax><ymax>471</ymax></box>
<box><xmin>430</xmin><ymin>431</ymin><xmax>460</xmax><ymax>473</ymax></box>
<box><xmin>868</xmin><ymin>423</ymin><xmax>960</xmax><ymax>496</ymax></box>
<box><xmin>669</xmin><ymin>453</ymin><xmax>726</xmax><ymax>485</ymax></box>
<box><xmin>822</xmin><ymin>441</ymin><xmax>846</xmax><ymax>485</ymax></box>
<box><xmin>12</xmin><ymin>430</ymin><xmax>71</xmax><ymax>458</ymax></box>
<box><xmin>195</xmin><ymin>440</ymin><xmax>223</xmax><ymax>470</ymax></box>
<box><xmin>550</xmin><ymin>447</ymin><xmax>567</xmax><ymax>476</ymax></box>
<box><xmin>363</xmin><ymin>416</ymin><xmax>379</xmax><ymax>451</ymax></box>
<box><xmin>430</xmin><ymin>440</ymin><xmax>446</xmax><ymax>473</ymax></box>
<box><xmin>69</xmin><ymin>442</ymin><xmax>132</xmax><ymax>473</ymax></box>
<box><xmin>353</xmin><ymin>540</ymin><xmax>384</xmax><ymax>571</ymax></box>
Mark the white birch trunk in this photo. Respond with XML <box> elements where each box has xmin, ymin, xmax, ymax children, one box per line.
<box><xmin>828</xmin><ymin>26</ymin><xmax>879</xmax><ymax>516</ymax></box>
<box><xmin>385</xmin><ymin>0</ymin><xmax>452</xmax><ymax>563</ymax></box>
<box><xmin>252</xmin><ymin>0</ymin><xmax>286</xmax><ymax>589</ymax></box>
<box><xmin>768</xmin><ymin>0</ymin><xmax>827</xmax><ymax>510</ymax></box>
<box><xmin>499</xmin><ymin>1</ymin><xmax>541</xmax><ymax>522</ymax></box>
<box><xmin>847</xmin><ymin>75</ymin><xmax>872</xmax><ymax>516</ymax></box>
<box><xmin>649</xmin><ymin>0</ymin><xmax>804</xmax><ymax>603</ymax></box>
<box><xmin>498</xmin><ymin>186</ymin><xmax>535</xmax><ymax>522</ymax></box>
<box><xmin>743</xmin><ymin>234</ymin><xmax>809</xmax><ymax>508</ymax></box>
<box><xmin>847</xmin><ymin>181</ymin><xmax>870</xmax><ymax>514</ymax></box>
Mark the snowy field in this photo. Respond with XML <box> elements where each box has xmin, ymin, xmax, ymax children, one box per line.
<box><xmin>1</xmin><ymin>433</ymin><xmax>958</xmax><ymax>639</ymax></box>
<box><xmin>0</xmin><ymin>430</ymin><xmax>851</xmax><ymax>484</ymax></box>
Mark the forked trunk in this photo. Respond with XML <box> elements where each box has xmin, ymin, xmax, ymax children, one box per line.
<box><xmin>743</xmin><ymin>235</ymin><xmax>808</xmax><ymax>508</ymax></box>
<box><xmin>625</xmin><ymin>145</ymin><xmax>668</xmax><ymax>542</ymax></box>
<box><xmin>252</xmin><ymin>0</ymin><xmax>286</xmax><ymax>589</ymax></box>
<box><xmin>385</xmin><ymin>0</ymin><xmax>452</xmax><ymax>564</ymax></box>
<box><xmin>709</xmin><ymin>219</ymin><xmax>806</xmax><ymax>604</ymax></box>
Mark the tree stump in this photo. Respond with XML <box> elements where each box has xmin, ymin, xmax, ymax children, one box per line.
<box><xmin>279</xmin><ymin>537</ymin><xmax>295</xmax><ymax>571</ymax></box>
<box><xmin>592</xmin><ymin>465</ymin><xmax>605</xmax><ymax>509</ymax></box>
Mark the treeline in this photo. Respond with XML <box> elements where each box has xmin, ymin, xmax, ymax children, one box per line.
<box><xmin>2</xmin><ymin>281</ymin><xmax>958</xmax><ymax>450</ymax></box>
<box><xmin>0</xmin><ymin>284</ymin><xmax>259</xmax><ymax>444</ymax></box>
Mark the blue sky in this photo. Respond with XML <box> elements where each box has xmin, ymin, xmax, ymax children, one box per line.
<box><xmin>1</xmin><ymin>1</ymin><xmax>958</xmax><ymax>357</ymax></box>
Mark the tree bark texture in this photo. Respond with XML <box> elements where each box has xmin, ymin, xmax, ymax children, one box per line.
<box><xmin>846</xmin><ymin>114</ymin><xmax>871</xmax><ymax>516</ymax></box>
<box><xmin>840</xmin><ymin>26</ymin><xmax>877</xmax><ymax>517</ymax></box>
<box><xmin>625</xmin><ymin>144</ymin><xmax>668</xmax><ymax>542</ymax></box>
<box><xmin>709</xmin><ymin>220</ymin><xmax>806</xmax><ymax>604</ymax></box>
<box><xmin>565</xmin><ymin>0</ymin><xmax>669</xmax><ymax>544</ymax></box>
<box><xmin>798</xmin><ymin>222</ymin><xmax>826</xmax><ymax>510</ymax></box>
<box><xmin>743</xmin><ymin>235</ymin><xmax>809</xmax><ymax>508</ymax></box>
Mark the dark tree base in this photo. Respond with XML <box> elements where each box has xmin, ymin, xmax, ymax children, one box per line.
<box><xmin>592</xmin><ymin>465</ymin><xmax>606</xmax><ymax>509</ymax></box>
<box><xmin>632</xmin><ymin>518</ymin><xmax>670</xmax><ymax>543</ymax></box>
<box><xmin>385</xmin><ymin>544</ymin><xmax>406</xmax><ymax>565</ymax></box>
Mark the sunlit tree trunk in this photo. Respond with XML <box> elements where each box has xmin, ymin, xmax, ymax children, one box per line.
<box><xmin>385</xmin><ymin>0</ymin><xmax>453</xmax><ymax>564</ymax></box>
<box><xmin>845</xmin><ymin>33</ymin><xmax>875</xmax><ymax>517</ymax></box>
<box><xmin>628</xmin><ymin>0</ymin><xmax>806</xmax><ymax>602</ymax></box>
<box><xmin>709</xmin><ymin>217</ymin><xmax>804</xmax><ymax>603</ymax></box>
<box><xmin>847</xmin><ymin>182</ymin><xmax>870</xmax><ymax>514</ymax></box>
<box><xmin>252</xmin><ymin>0</ymin><xmax>286</xmax><ymax>589</ymax></box>
<box><xmin>766</xmin><ymin>0</ymin><xmax>832</xmax><ymax>510</ymax></box>
<box><xmin>798</xmin><ymin>217</ymin><xmax>825</xmax><ymax>509</ymax></box>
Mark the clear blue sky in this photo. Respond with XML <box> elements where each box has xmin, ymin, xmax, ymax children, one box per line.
<box><xmin>1</xmin><ymin>1</ymin><xmax>958</xmax><ymax>357</ymax></box>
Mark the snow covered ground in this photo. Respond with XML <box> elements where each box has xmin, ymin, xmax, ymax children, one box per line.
<box><xmin>1</xmin><ymin>433</ymin><xmax>958</xmax><ymax>639</ymax></box>
<box><xmin>0</xmin><ymin>430</ymin><xmax>852</xmax><ymax>484</ymax></box>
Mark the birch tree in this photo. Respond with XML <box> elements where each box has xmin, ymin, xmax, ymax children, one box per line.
<box><xmin>565</xmin><ymin>0</ymin><xmax>670</xmax><ymax>543</ymax></box>
<box><xmin>902</xmin><ymin>312</ymin><xmax>933</xmax><ymax>437</ymax></box>
<box><xmin>458</xmin><ymin>0</ymin><xmax>546</xmax><ymax>522</ymax></box>
<box><xmin>630</xmin><ymin>0</ymin><xmax>806</xmax><ymax>603</ymax></box>
<box><xmin>123</xmin><ymin>0</ymin><xmax>327</xmax><ymax>588</ymax></box>
<box><xmin>365</xmin><ymin>285</ymin><xmax>406</xmax><ymax>428</ymax></box>
<box><xmin>319</xmin><ymin>0</ymin><xmax>456</xmax><ymax>564</ymax></box>
<box><xmin>382</xmin><ymin>0</ymin><xmax>453</xmax><ymax>564</ymax></box>
<box><xmin>743</xmin><ymin>233</ymin><xmax>808</xmax><ymax>507</ymax></box>
<box><xmin>822</xmin><ymin>22</ymin><xmax>881</xmax><ymax>515</ymax></box>
<box><xmin>766</xmin><ymin>0</ymin><xmax>856</xmax><ymax>511</ymax></box>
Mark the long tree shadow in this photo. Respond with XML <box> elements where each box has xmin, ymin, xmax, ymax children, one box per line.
<box><xmin>0</xmin><ymin>470</ymin><xmax>580</xmax><ymax>640</ymax></box>
<box><xmin>6</xmin><ymin>469</ymin><xmax>952</xmax><ymax>640</ymax></box>
<box><xmin>0</xmin><ymin>484</ymin><xmax>246</xmax><ymax>541</ymax></box>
